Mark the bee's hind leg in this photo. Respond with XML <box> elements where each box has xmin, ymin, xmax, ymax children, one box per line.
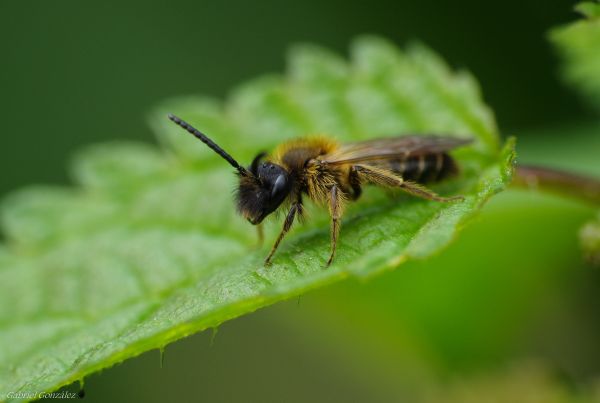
<box><xmin>398</xmin><ymin>180</ymin><xmax>464</xmax><ymax>203</ymax></box>
<box><xmin>354</xmin><ymin>165</ymin><xmax>463</xmax><ymax>203</ymax></box>
<box><xmin>349</xmin><ymin>168</ymin><xmax>362</xmax><ymax>200</ymax></box>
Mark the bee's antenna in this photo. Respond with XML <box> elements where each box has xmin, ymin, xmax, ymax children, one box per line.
<box><xmin>167</xmin><ymin>114</ymin><xmax>250</xmax><ymax>176</ymax></box>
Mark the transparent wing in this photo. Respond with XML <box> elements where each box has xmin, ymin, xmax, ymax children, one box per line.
<box><xmin>321</xmin><ymin>135</ymin><xmax>472</xmax><ymax>165</ymax></box>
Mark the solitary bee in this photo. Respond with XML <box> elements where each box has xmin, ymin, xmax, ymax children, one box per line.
<box><xmin>168</xmin><ymin>114</ymin><xmax>471</xmax><ymax>266</ymax></box>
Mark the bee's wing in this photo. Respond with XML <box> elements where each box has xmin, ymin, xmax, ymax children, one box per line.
<box><xmin>321</xmin><ymin>135</ymin><xmax>472</xmax><ymax>165</ymax></box>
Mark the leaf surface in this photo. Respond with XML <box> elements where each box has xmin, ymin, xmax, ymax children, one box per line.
<box><xmin>550</xmin><ymin>2</ymin><xmax>600</xmax><ymax>264</ymax></box>
<box><xmin>0</xmin><ymin>36</ymin><xmax>513</xmax><ymax>399</ymax></box>
<box><xmin>550</xmin><ymin>1</ymin><xmax>600</xmax><ymax>109</ymax></box>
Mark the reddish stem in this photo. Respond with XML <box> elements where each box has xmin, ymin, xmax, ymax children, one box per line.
<box><xmin>513</xmin><ymin>165</ymin><xmax>600</xmax><ymax>205</ymax></box>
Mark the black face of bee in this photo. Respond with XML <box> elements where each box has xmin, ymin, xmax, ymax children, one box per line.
<box><xmin>236</xmin><ymin>154</ymin><xmax>292</xmax><ymax>225</ymax></box>
<box><xmin>166</xmin><ymin>115</ymin><xmax>293</xmax><ymax>225</ymax></box>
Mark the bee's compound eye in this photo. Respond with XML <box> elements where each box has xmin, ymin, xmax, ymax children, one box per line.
<box><xmin>271</xmin><ymin>174</ymin><xmax>287</xmax><ymax>197</ymax></box>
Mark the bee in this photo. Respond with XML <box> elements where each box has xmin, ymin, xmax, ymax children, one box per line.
<box><xmin>168</xmin><ymin>114</ymin><xmax>471</xmax><ymax>266</ymax></box>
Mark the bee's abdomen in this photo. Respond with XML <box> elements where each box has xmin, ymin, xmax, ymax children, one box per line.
<box><xmin>387</xmin><ymin>152</ymin><xmax>458</xmax><ymax>183</ymax></box>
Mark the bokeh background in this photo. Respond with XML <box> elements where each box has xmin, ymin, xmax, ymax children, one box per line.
<box><xmin>0</xmin><ymin>0</ymin><xmax>594</xmax><ymax>195</ymax></box>
<box><xmin>2</xmin><ymin>0</ymin><xmax>599</xmax><ymax>402</ymax></box>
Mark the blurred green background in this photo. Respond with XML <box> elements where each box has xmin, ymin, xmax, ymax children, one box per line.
<box><xmin>0</xmin><ymin>0</ymin><xmax>594</xmax><ymax>195</ymax></box>
<box><xmin>2</xmin><ymin>0</ymin><xmax>599</xmax><ymax>402</ymax></box>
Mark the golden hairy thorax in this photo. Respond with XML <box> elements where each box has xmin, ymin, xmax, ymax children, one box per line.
<box><xmin>270</xmin><ymin>137</ymin><xmax>352</xmax><ymax>205</ymax></box>
<box><xmin>270</xmin><ymin>137</ymin><xmax>338</xmax><ymax>170</ymax></box>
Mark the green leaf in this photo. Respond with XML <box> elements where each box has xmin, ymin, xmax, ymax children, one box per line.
<box><xmin>550</xmin><ymin>4</ymin><xmax>600</xmax><ymax>263</ymax></box>
<box><xmin>581</xmin><ymin>214</ymin><xmax>600</xmax><ymax>265</ymax></box>
<box><xmin>576</xmin><ymin>1</ymin><xmax>600</xmax><ymax>19</ymax></box>
<box><xmin>549</xmin><ymin>1</ymin><xmax>600</xmax><ymax>109</ymax></box>
<box><xmin>0</xmin><ymin>36</ymin><xmax>513</xmax><ymax>400</ymax></box>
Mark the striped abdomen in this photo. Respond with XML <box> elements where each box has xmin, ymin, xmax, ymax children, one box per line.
<box><xmin>379</xmin><ymin>152</ymin><xmax>458</xmax><ymax>183</ymax></box>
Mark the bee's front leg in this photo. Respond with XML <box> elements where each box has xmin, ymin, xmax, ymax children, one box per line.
<box><xmin>264</xmin><ymin>202</ymin><xmax>301</xmax><ymax>266</ymax></box>
<box><xmin>255</xmin><ymin>224</ymin><xmax>264</xmax><ymax>248</ymax></box>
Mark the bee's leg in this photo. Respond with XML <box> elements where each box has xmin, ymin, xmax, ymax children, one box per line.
<box><xmin>354</xmin><ymin>165</ymin><xmax>462</xmax><ymax>202</ymax></box>
<box><xmin>397</xmin><ymin>180</ymin><xmax>464</xmax><ymax>202</ymax></box>
<box><xmin>349</xmin><ymin>167</ymin><xmax>362</xmax><ymax>200</ymax></box>
<box><xmin>256</xmin><ymin>224</ymin><xmax>264</xmax><ymax>248</ymax></box>
<box><xmin>264</xmin><ymin>202</ymin><xmax>300</xmax><ymax>266</ymax></box>
<box><xmin>327</xmin><ymin>185</ymin><xmax>344</xmax><ymax>266</ymax></box>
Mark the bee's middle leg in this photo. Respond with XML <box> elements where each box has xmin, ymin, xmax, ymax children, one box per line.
<box><xmin>327</xmin><ymin>185</ymin><xmax>343</xmax><ymax>266</ymax></box>
<box><xmin>264</xmin><ymin>202</ymin><xmax>300</xmax><ymax>266</ymax></box>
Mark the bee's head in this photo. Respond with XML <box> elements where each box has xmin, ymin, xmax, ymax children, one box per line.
<box><xmin>167</xmin><ymin>114</ymin><xmax>291</xmax><ymax>226</ymax></box>
<box><xmin>236</xmin><ymin>154</ymin><xmax>292</xmax><ymax>225</ymax></box>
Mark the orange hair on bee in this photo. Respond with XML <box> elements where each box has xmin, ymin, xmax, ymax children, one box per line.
<box><xmin>271</xmin><ymin>136</ymin><xmax>339</xmax><ymax>169</ymax></box>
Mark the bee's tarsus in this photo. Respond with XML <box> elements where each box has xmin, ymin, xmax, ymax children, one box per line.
<box><xmin>434</xmin><ymin>194</ymin><xmax>465</xmax><ymax>203</ymax></box>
